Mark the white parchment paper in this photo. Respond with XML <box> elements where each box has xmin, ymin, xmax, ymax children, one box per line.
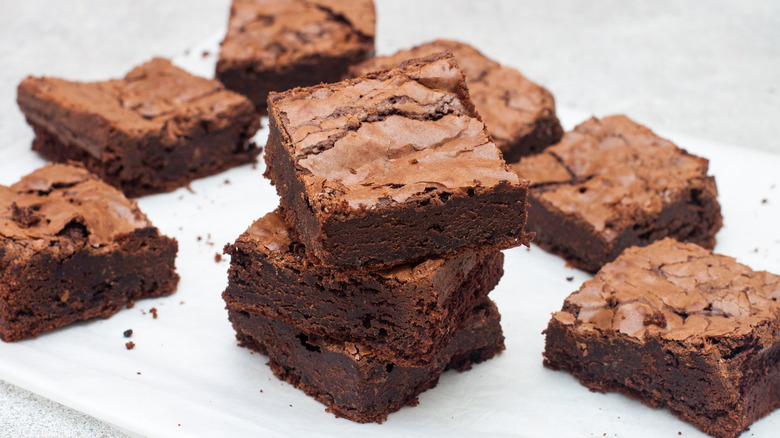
<box><xmin>0</xmin><ymin>35</ymin><xmax>778</xmax><ymax>438</ymax></box>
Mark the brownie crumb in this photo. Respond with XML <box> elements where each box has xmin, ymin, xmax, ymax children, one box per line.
<box><xmin>215</xmin><ymin>252</ymin><xmax>223</xmax><ymax>263</ymax></box>
<box><xmin>202</xmin><ymin>50</ymin><xmax>210</xmax><ymax>58</ymax></box>
<box><xmin>125</xmin><ymin>341</ymin><xmax>136</xmax><ymax>350</ymax></box>
<box><xmin>761</xmin><ymin>198</ymin><xmax>768</xmax><ymax>204</ymax></box>
<box><xmin>251</xmin><ymin>162</ymin><xmax>258</xmax><ymax>170</ymax></box>
<box><xmin>180</xmin><ymin>301</ymin><xmax>186</xmax><ymax>305</ymax></box>
<box><xmin>150</xmin><ymin>307</ymin><xmax>158</xmax><ymax>319</ymax></box>
<box><xmin>224</xmin><ymin>179</ymin><xmax>231</xmax><ymax>184</ymax></box>
<box><xmin>185</xmin><ymin>184</ymin><xmax>195</xmax><ymax>194</ymax></box>
<box><xmin>126</xmin><ymin>301</ymin><xmax>135</xmax><ymax>309</ymax></box>
<box><xmin>123</xmin><ymin>329</ymin><xmax>133</xmax><ymax>338</ymax></box>
<box><xmin>197</xmin><ymin>236</ymin><xmax>202</xmax><ymax>242</ymax></box>
<box><xmin>260</xmin><ymin>389</ymin><xmax>263</xmax><ymax>393</ymax></box>
<box><xmin>566</xmin><ymin>276</ymin><xmax>574</xmax><ymax>282</ymax></box>
<box><xmin>137</xmin><ymin>372</ymin><xmax>141</xmax><ymax>375</ymax></box>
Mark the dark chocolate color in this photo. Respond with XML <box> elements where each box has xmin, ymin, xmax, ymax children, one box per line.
<box><xmin>512</xmin><ymin>115</ymin><xmax>722</xmax><ymax>272</ymax></box>
<box><xmin>349</xmin><ymin>39</ymin><xmax>562</xmax><ymax>162</ymax></box>
<box><xmin>223</xmin><ymin>209</ymin><xmax>504</xmax><ymax>365</ymax></box>
<box><xmin>216</xmin><ymin>0</ymin><xmax>375</xmax><ymax>113</ymax></box>
<box><xmin>265</xmin><ymin>53</ymin><xmax>532</xmax><ymax>270</ymax></box>
<box><xmin>544</xmin><ymin>238</ymin><xmax>780</xmax><ymax>438</ymax></box>
<box><xmin>229</xmin><ymin>299</ymin><xmax>504</xmax><ymax>423</ymax></box>
<box><xmin>0</xmin><ymin>163</ymin><xmax>179</xmax><ymax>342</ymax></box>
<box><xmin>17</xmin><ymin>58</ymin><xmax>261</xmax><ymax>197</ymax></box>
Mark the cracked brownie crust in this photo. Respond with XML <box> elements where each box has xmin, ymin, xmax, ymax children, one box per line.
<box><xmin>216</xmin><ymin>0</ymin><xmax>375</xmax><ymax>113</ymax></box>
<box><xmin>229</xmin><ymin>299</ymin><xmax>504</xmax><ymax>423</ymax></box>
<box><xmin>511</xmin><ymin>115</ymin><xmax>722</xmax><ymax>272</ymax></box>
<box><xmin>265</xmin><ymin>53</ymin><xmax>532</xmax><ymax>269</ymax></box>
<box><xmin>17</xmin><ymin>58</ymin><xmax>261</xmax><ymax>197</ymax></box>
<box><xmin>543</xmin><ymin>238</ymin><xmax>780</xmax><ymax>438</ymax></box>
<box><xmin>223</xmin><ymin>209</ymin><xmax>504</xmax><ymax>366</ymax></box>
<box><xmin>0</xmin><ymin>163</ymin><xmax>179</xmax><ymax>342</ymax></box>
<box><xmin>349</xmin><ymin>39</ymin><xmax>563</xmax><ymax>162</ymax></box>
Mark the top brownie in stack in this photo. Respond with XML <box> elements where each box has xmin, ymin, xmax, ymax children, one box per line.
<box><xmin>216</xmin><ymin>0</ymin><xmax>376</xmax><ymax>113</ymax></box>
<box><xmin>348</xmin><ymin>39</ymin><xmax>563</xmax><ymax>162</ymax></box>
<box><xmin>264</xmin><ymin>53</ymin><xmax>532</xmax><ymax>270</ymax></box>
<box><xmin>17</xmin><ymin>58</ymin><xmax>261</xmax><ymax>197</ymax></box>
<box><xmin>511</xmin><ymin>115</ymin><xmax>722</xmax><ymax>272</ymax></box>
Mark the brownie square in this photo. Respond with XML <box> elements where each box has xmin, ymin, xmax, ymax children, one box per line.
<box><xmin>228</xmin><ymin>299</ymin><xmax>504</xmax><ymax>423</ymax></box>
<box><xmin>223</xmin><ymin>209</ymin><xmax>504</xmax><ymax>366</ymax></box>
<box><xmin>511</xmin><ymin>115</ymin><xmax>722</xmax><ymax>272</ymax></box>
<box><xmin>0</xmin><ymin>163</ymin><xmax>179</xmax><ymax>342</ymax></box>
<box><xmin>349</xmin><ymin>39</ymin><xmax>563</xmax><ymax>162</ymax></box>
<box><xmin>544</xmin><ymin>238</ymin><xmax>780</xmax><ymax>438</ymax></box>
<box><xmin>17</xmin><ymin>58</ymin><xmax>261</xmax><ymax>197</ymax></box>
<box><xmin>265</xmin><ymin>53</ymin><xmax>532</xmax><ymax>270</ymax></box>
<box><xmin>216</xmin><ymin>0</ymin><xmax>375</xmax><ymax>113</ymax></box>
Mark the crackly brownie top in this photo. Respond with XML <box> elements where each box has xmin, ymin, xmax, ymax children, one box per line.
<box><xmin>238</xmin><ymin>209</ymin><xmax>492</xmax><ymax>288</ymax></box>
<box><xmin>512</xmin><ymin>115</ymin><xmax>714</xmax><ymax>240</ymax></box>
<box><xmin>270</xmin><ymin>54</ymin><xmax>521</xmax><ymax>211</ymax></box>
<box><xmin>0</xmin><ymin>163</ymin><xmax>151</xmax><ymax>252</ymax></box>
<box><xmin>553</xmin><ymin>238</ymin><xmax>780</xmax><ymax>343</ymax></box>
<box><xmin>219</xmin><ymin>0</ymin><xmax>375</xmax><ymax>70</ymax></box>
<box><xmin>349</xmin><ymin>39</ymin><xmax>557</xmax><ymax>151</ymax></box>
<box><xmin>17</xmin><ymin>58</ymin><xmax>255</xmax><ymax>157</ymax></box>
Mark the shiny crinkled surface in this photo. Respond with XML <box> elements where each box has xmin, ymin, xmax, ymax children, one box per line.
<box><xmin>512</xmin><ymin>115</ymin><xmax>714</xmax><ymax>237</ymax></box>
<box><xmin>348</xmin><ymin>39</ymin><xmax>557</xmax><ymax>152</ymax></box>
<box><xmin>0</xmin><ymin>163</ymin><xmax>150</xmax><ymax>248</ymax></box>
<box><xmin>555</xmin><ymin>238</ymin><xmax>780</xmax><ymax>342</ymax></box>
<box><xmin>219</xmin><ymin>0</ymin><xmax>375</xmax><ymax>69</ymax></box>
<box><xmin>271</xmin><ymin>54</ymin><xmax>520</xmax><ymax>210</ymax></box>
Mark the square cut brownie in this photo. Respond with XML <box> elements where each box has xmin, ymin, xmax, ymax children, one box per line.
<box><xmin>511</xmin><ymin>115</ymin><xmax>722</xmax><ymax>272</ymax></box>
<box><xmin>349</xmin><ymin>39</ymin><xmax>563</xmax><ymax>162</ymax></box>
<box><xmin>544</xmin><ymin>238</ymin><xmax>780</xmax><ymax>438</ymax></box>
<box><xmin>216</xmin><ymin>0</ymin><xmax>375</xmax><ymax>113</ymax></box>
<box><xmin>17</xmin><ymin>58</ymin><xmax>261</xmax><ymax>197</ymax></box>
<box><xmin>223</xmin><ymin>209</ymin><xmax>504</xmax><ymax>366</ymax></box>
<box><xmin>0</xmin><ymin>163</ymin><xmax>179</xmax><ymax>342</ymax></box>
<box><xmin>265</xmin><ymin>53</ymin><xmax>532</xmax><ymax>270</ymax></box>
<box><xmin>228</xmin><ymin>299</ymin><xmax>504</xmax><ymax>423</ymax></box>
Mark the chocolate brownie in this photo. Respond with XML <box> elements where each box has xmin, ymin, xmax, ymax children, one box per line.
<box><xmin>216</xmin><ymin>0</ymin><xmax>375</xmax><ymax>113</ymax></box>
<box><xmin>229</xmin><ymin>299</ymin><xmax>504</xmax><ymax>423</ymax></box>
<box><xmin>17</xmin><ymin>58</ymin><xmax>261</xmax><ymax>197</ymax></box>
<box><xmin>0</xmin><ymin>163</ymin><xmax>179</xmax><ymax>342</ymax></box>
<box><xmin>349</xmin><ymin>39</ymin><xmax>562</xmax><ymax>162</ymax></box>
<box><xmin>265</xmin><ymin>53</ymin><xmax>532</xmax><ymax>270</ymax></box>
<box><xmin>223</xmin><ymin>209</ymin><xmax>504</xmax><ymax>365</ymax></box>
<box><xmin>511</xmin><ymin>115</ymin><xmax>722</xmax><ymax>272</ymax></box>
<box><xmin>544</xmin><ymin>238</ymin><xmax>780</xmax><ymax>438</ymax></box>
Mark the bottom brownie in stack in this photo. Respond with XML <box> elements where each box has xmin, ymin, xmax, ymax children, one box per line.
<box><xmin>223</xmin><ymin>209</ymin><xmax>505</xmax><ymax>422</ymax></box>
<box><xmin>228</xmin><ymin>300</ymin><xmax>503</xmax><ymax>423</ymax></box>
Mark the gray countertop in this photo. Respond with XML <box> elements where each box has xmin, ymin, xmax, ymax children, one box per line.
<box><xmin>1</xmin><ymin>1</ymin><xmax>778</xmax><ymax>436</ymax></box>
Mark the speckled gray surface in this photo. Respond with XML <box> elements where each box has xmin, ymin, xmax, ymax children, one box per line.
<box><xmin>1</xmin><ymin>0</ymin><xmax>779</xmax><ymax>436</ymax></box>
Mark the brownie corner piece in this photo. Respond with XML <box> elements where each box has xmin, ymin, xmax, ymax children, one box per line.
<box><xmin>216</xmin><ymin>0</ymin><xmax>376</xmax><ymax>112</ymax></box>
<box><xmin>265</xmin><ymin>53</ymin><xmax>532</xmax><ymax>269</ymax></box>
<box><xmin>543</xmin><ymin>238</ymin><xmax>780</xmax><ymax>438</ymax></box>
<box><xmin>348</xmin><ymin>39</ymin><xmax>563</xmax><ymax>162</ymax></box>
<box><xmin>228</xmin><ymin>299</ymin><xmax>504</xmax><ymax>423</ymax></box>
<box><xmin>223</xmin><ymin>208</ymin><xmax>505</xmax><ymax>365</ymax></box>
<box><xmin>0</xmin><ymin>163</ymin><xmax>179</xmax><ymax>342</ymax></box>
<box><xmin>512</xmin><ymin>115</ymin><xmax>722</xmax><ymax>272</ymax></box>
<box><xmin>17</xmin><ymin>57</ymin><xmax>261</xmax><ymax>197</ymax></box>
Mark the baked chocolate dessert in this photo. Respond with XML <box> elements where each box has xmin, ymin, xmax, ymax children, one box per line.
<box><xmin>17</xmin><ymin>58</ymin><xmax>261</xmax><ymax>197</ymax></box>
<box><xmin>229</xmin><ymin>299</ymin><xmax>504</xmax><ymax>423</ymax></box>
<box><xmin>216</xmin><ymin>0</ymin><xmax>375</xmax><ymax>113</ymax></box>
<box><xmin>224</xmin><ymin>209</ymin><xmax>504</xmax><ymax>365</ymax></box>
<box><xmin>544</xmin><ymin>238</ymin><xmax>780</xmax><ymax>438</ymax></box>
<box><xmin>0</xmin><ymin>163</ymin><xmax>179</xmax><ymax>342</ymax></box>
<box><xmin>265</xmin><ymin>53</ymin><xmax>532</xmax><ymax>270</ymax></box>
<box><xmin>511</xmin><ymin>115</ymin><xmax>722</xmax><ymax>272</ymax></box>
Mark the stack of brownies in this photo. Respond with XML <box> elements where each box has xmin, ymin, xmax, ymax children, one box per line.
<box><xmin>222</xmin><ymin>53</ymin><xmax>533</xmax><ymax>422</ymax></box>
